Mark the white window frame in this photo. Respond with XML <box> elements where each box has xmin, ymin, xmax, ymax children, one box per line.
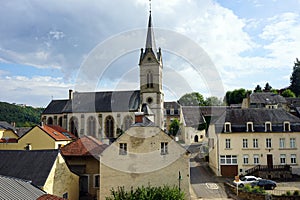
<box><xmin>279</xmin><ymin>138</ymin><xmax>285</xmax><ymax>149</ymax></box>
<box><xmin>93</xmin><ymin>174</ymin><xmax>100</xmax><ymax>188</ymax></box>
<box><xmin>243</xmin><ymin>155</ymin><xmax>249</xmax><ymax>164</ymax></box>
<box><xmin>280</xmin><ymin>154</ymin><xmax>286</xmax><ymax>164</ymax></box>
<box><xmin>284</xmin><ymin>121</ymin><xmax>290</xmax><ymax>132</ymax></box>
<box><xmin>254</xmin><ymin>154</ymin><xmax>260</xmax><ymax>164</ymax></box>
<box><xmin>253</xmin><ymin>138</ymin><xmax>258</xmax><ymax>148</ymax></box>
<box><xmin>291</xmin><ymin>154</ymin><xmax>297</xmax><ymax>164</ymax></box>
<box><xmin>246</xmin><ymin>122</ymin><xmax>254</xmax><ymax>132</ymax></box>
<box><xmin>290</xmin><ymin>138</ymin><xmax>296</xmax><ymax>148</ymax></box>
<box><xmin>243</xmin><ymin>139</ymin><xmax>248</xmax><ymax>148</ymax></box>
<box><xmin>266</xmin><ymin>138</ymin><xmax>272</xmax><ymax>148</ymax></box>
<box><xmin>225</xmin><ymin>139</ymin><xmax>231</xmax><ymax>149</ymax></box>
<box><xmin>220</xmin><ymin>155</ymin><xmax>237</xmax><ymax>165</ymax></box>
<box><xmin>224</xmin><ymin>122</ymin><xmax>231</xmax><ymax>133</ymax></box>
<box><xmin>265</xmin><ymin>121</ymin><xmax>272</xmax><ymax>132</ymax></box>
<box><xmin>161</xmin><ymin>142</ymin><xmax>168</xmax><ymax>155</ymax></box>
<box><xmin>119</xmin><ymin>143</ymin><xmax>127</xmax><ymax>155</ymax></box>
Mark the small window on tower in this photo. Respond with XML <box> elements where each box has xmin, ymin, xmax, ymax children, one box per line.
<box><xmin>147</xmin><ymin>97</ymin><xmax>153</xmax><ymax>104</ymax></box>
<box><xmin>147</xmin><ymin>57</ymin><xmax>152</xmax><ymax>61</ymax></box>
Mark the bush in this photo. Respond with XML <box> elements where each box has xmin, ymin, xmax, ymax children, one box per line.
<box><xmin>286</xmin><ymin>191</ymin><xmax>292</xmax><ymax>196</ymax></box>
<box><xmin>106</xmin><ymin>185</ymin><xmax>185</xmax><ymax>200</ymax></box>
<box><xmin>293</xmin><ymin>190</ymin><xmax>300</xmax><ymax>196</ymax></box>
<box><xmin>242</xmin><ymin>184</ymin><xmax>252</xmax><ymax>192</ymax></box>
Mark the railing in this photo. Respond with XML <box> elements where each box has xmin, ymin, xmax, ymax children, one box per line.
<box><xmin>245</xmin><ymin>165</ymin><xmax>291</xmax><ymax>175</ymax></box>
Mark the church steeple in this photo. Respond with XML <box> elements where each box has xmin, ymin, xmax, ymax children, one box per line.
<box><xmin>145</xmin><ymin>12</ymin><xmax>157</xmax><ymax>55</ymax></box>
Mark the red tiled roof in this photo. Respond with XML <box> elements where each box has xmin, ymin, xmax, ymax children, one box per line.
<box><xmin>61</xmin><ymin>136</ymin><xmax>108</xmax><ymax>156</ymax></box>
<box><xmin>37</xmin><ymin>194</ymin><xmax>67</xmax><ymax>200</ymax></box>
<box><xmin>0</xmin><ymin>138</ymin><xmax>17</xmax><ymax>143</ymax></box>
<box><xmin>40</xmin><ymin>125</ymin><xmax>77</xmax><ymax>141</ymax></box>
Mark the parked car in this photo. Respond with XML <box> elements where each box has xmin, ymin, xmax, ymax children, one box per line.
<box><xmin>251</xmin><ymin>179</ymin><xmax>277</xmax><ymax>190</ymax></box>
<box><xmin>233</xmin><ymin>175</ymin><xmax>262</xmax><ymax>187</ymax></box>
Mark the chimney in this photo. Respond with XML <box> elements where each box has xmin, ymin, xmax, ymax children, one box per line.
<box><xmin>135</xmin><ymin>112</ymin><xmax>144</xmax><ymax>124</ymax></box>
<box><xmin>69</xmin><ymin>89</ymin><xmax>73</xmax><ymax>100</ymax></box>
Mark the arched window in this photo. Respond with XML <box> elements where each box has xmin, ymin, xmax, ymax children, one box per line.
<box><xmin>87</xmin><ymin>116</ymin><xmax>96</xmax><ymax>137</ymax></box>
<box><xmin>146</xmin><ymin>71</ymin><xmax>153</xmax><ymax>88</ymax></box>
<box><xmin>58</xmin><ymin>117</ymin><xmax>63</xmax><ymax>127</ymax></box>
<box><xmin>47</xmin><ymin>117</ymin><xmax>53</xmax><ymax>125</ymax></box>
<box><xmin>105</xmin><ymin>116</ymin><xmax>114</xmax><ymax>138</ymax></box>
<box><xmin>123</xmin><ymin>115</ymin><xmax>133</xmax><ymax>131</ymax></box>
<box><xmin>69</xmin><ymin>116</ymin><xmax>78</xmax><ymax>137</ymax></box>
<box><xmin>194</xmin><ymin>135</ymin><xmax>199</xmax><ymax>143</ymax></box>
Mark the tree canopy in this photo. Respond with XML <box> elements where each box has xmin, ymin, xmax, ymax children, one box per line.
<box><xmin>169</xmin><ymin>119</ymin><xmax>180</xmax><ymax>136</ymax></box>
<box><xmin>281</xmin><ymin>89</ymin><xmax>296</xmax><ymax>97</ymax></box>
<box><xmin>254</xmin><ymin>85</ymin><xmax>262</xmax><ymax>93</ymax></box>
<box><xmin>290</xmin><ymin>58</ymin><xmax>300</xmax><ymax>97</ymax></box>
<box><xmin>178</xmin><ymin>92</ymin><xmax>205</xmax><ymax>106</ymax></box>
<box><xmin>225</xmin><ymin>88</ymin><xmax>251</xmax><ymax>105</ymax></box>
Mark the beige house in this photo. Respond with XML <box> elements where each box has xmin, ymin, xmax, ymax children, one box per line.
<box><xmin>208</xmin><ymin>108</ymin><xmax>300</xmax><ymax>178</ymax></box>
<box><xmin>0</xmin><ymin>150</ymin><xmax>79</xmax><ymax>200</ymax></box>
<box><xmin>99</xmin><ymin>116</ymin><xmax>190</xmax><ymax>200</ymax></box>
<box><xmin>0</xmin><ymin>121</ymin><xmax>18</xmax><ymax>143</ymax></box>
<box><xmin>242</xmin><ymin>92</ymin><xmax>288</xmax><ymax>110</ymax></box>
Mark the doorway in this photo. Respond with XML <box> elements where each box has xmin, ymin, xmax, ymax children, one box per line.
<box><xmin>267</xmin><ymin>154</ymin><xmax>273</xmax><ymax>169</ymax></box>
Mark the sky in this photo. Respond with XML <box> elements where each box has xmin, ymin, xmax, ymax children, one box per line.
<box><xmin>0</xmin><ymin>0</ymin><xmax>300</xmax><ymax>107</ymax></box>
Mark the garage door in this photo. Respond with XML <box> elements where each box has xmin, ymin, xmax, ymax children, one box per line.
<box><xmin>221</xmin><ymin>165</ymin><xmax>238</xmax><ymax>177</ymax></box>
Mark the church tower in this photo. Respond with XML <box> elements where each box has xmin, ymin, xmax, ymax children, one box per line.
<box><xmin>139</xmin><ymin>12</ymin><xmax>164</xmax><ymax>129</ymax></box>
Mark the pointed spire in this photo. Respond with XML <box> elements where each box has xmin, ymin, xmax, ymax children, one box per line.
<box><xmin>145</xmin><ymin>11</ymin><xmax>157</xmax><ymax>54</ymax></box>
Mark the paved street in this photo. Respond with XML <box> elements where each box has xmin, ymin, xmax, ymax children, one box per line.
<box><xmin>190</xmin><ymin>155</ymin><xmax>233</xmax><ymax>200</ymax></box>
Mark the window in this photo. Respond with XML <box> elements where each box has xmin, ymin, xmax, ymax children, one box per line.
<box><xmin>284</xmin><ymin>122</ymin><xmax>290</xmax><ymax>132</ymax></box>
<box><xmin>119</xmin><ymin>143</ymin><xmax>127</xmax><ymax>155</ymax></box>
<box><xmin>265</xmin><ymin>122</ymin><xmax>272</xmax><ymax>132</ymax></box>
<box><xmin>146</xmin><ymin>71</ymin><xmax>154</xmax><ymax>88</ymax></box>
<box><xmin>280</xmin><ymin>154</ymin><xmax>286</xmax><ymax>164</ymax></box>
<box><xmin>291</xmin><ymin>154</ymin><xmax>297</xmax><ymax>164</ymax></box>
<box><xmin>247</xmin><ymin>122</ymin><xmax>254</xmax><ymax>132</ymax></box>
<box><xmin>161</xmin><ymin>142</ymin><xmax>168</xmax><ymax>155</ymax></box>
<box><xmin>123</xmin><ymin>115</ymin><xmax>133</xmax><ymax>131</ymax></box>
<box><xmin>290</xmin><ymin>138</ymin><xmax>296</xmax><ymax>148</ymax></box>
<box><xmin>87</xmin><ymin>116</ymin><xmax>96</xmax><ymax>137</ymax></box>
<box><xmin>63</xmin><ymin>193</ymin><xmax>68</xmax><ymax>199</ymax></box>
<box><xmin>254</xmin><ymin>154</ymin><xmax>260</xmax><ymax>164</ymax></box>
<box><xmin>243</xmin><ymin>155</ymin><xmax>249</xmax><ymax>164</ymax></box>
<box><xmin>279</xmin><ymin>138</ymin><xmax>285</xmax><ymax>148</ymax></box>
<box><xmin>225</xmin><ymin>139</ymin><xmax>231</xmax><ymax>149</ymax></box>
<box><xmin>170</xmin><ymin>109</ymin><xmax>174</xmax><ymax>115</ymax></box>
<box><xmin>105</xmin><ymin>116</ymin><xmax>114</xmax><ymax>138</ymax></box>
<box><xmin>243</xmin><ymin>139</ymin><xmax>248</xmax><ymax>148</ymax></box>
<box><xmin>94</xmin><ymin>175</ymin><xmax>100</xmax><ymax>188</ymax></box>
<box><xmin>224</xmin><ymin>122</ymin><xmax>231</xmax><ymax>132</ymax></box>
<box><xmin>253</xmin><ymin>138</ymin><xmax>258</xmax><ymax>148</ymax></box>
<box><xmin>220</xmin><ymin>155</ymin><xmax>237</xmax><ymax>165</ymax></box>
<box><xmin>266</xmin><ymin>138</ymin><xmax>272</xmax><ymax>148</ymax></box>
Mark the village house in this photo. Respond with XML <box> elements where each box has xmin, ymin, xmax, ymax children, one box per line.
<box><xmin>208</xmin><ymin>108</ymin><xmax>300</xmax><ymax>178</ymax></box>
<box><xmin>99</xmin><ymin>114</ymin><xmax>190</xmax><ymax>200</ymax></box>
<box><xmin>242</xmin><ymin>92</ymin><xmax>288</xmax><ymax>110</ymax></box>
<box><xmin>0</xmin><ymin>149</ymin><xmax>79</xmax><ymax>200</ymax></box>
<box><xmin>61</xmin><ymin>136</ymin><xmax>108</xmax><ymax>200</ymax></box>
<box><xmin>0</xmin><ymin>121</ymin><xmax>18</xmax><ymax>143</ymax></box>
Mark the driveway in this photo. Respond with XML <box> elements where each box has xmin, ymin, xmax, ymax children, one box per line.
<box><xmin>190</xmin><ymin>155</ymin><xmax>233</xmax><ymax>200</ymax></box>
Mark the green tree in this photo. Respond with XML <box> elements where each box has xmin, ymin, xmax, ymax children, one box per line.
<box><xmin>169</xmin><ymin>119</ymin><xmax>180</xmax><ymax>136</ymax></box>
<box><xmin>254</xmin><ymin>85</ymin><xmax>262</xmax><ymax>93</ymax></box>
<box><xmin>204</xmin><ymin>96</ymin><xmax>223</xmax><ymax>106</ymax></box>
<box><xmin>178</xmin><ymin>92</ymin><xmax>205</xmax><ymax>106</ymax></box>
<box><xmin>281</xmin><ymin>89</ymin><xmax>296</xmax><ymax>97</ymax></box>
<box><xmin>263</xmin><ymin>82</ymin><xmax>272</xmax><ymax>92</ymax></box>
<box><xmin>106</xmin><ymin>185</ymin><xmax>185</xmax><ymax>200</ymax></box>
<box><xmin>225</xmin><ymin>88</ymin><xmax>251</xmax><ymax>105</ymax></box>
<box><xmin>290</xmin><ymin>58</ymin><xmax>300</xmax><ymax>97</ymax></box>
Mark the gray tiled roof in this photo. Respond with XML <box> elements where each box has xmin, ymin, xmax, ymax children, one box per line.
<box><xmin>42</xmin><ymin>90</ymin><xmax>140</xmax><ymax>114</ymax></box>
<box><xmin>214</xmin><ymin>108</ymin><xmax>300</xmax><ymax>133</ymax></box>
<box><xmin>0</xmin><ymin>121</ymin><xmax>16</xmax><ymax>132</ymax></box>
<box><xmin>0</xmin><ymin>175</ymin><xmax>45</xmax><ymax>200</ymax></box>
<box><xmin>250</xmin><ymin>92</ymin><xmax>287</xmax><ymax>104</ymax></box>
<box><xmin>0</xmin><ymin>150</ymin><xmax>59</xmax><ymax>187</ymax></box>
<box><xmin>164</xmin><ymin>101</ymin><xmax>180</xmax><ymax>110</ymax></box>
<box><xmin>182</xmin><ymin>106</ymin><xmax>206</xmax><ymax>128</ymax></box>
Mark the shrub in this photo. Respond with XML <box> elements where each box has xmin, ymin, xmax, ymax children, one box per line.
<box><xmin>293</xmin><ymin>190</ymin><xmax>300</xmax><ymax>196</ymax></box>
<box><xmin>106</xmin><ymin>185</ymin><xmax>185</xmax><ymax>200</ymax></box>
<box><xmin>286</xmin><ymin>191</ymin><xmax>292</xmax><ymax>196</ymax></box>
<box><xmin>242</xmin><ymin>184</ymin><xmax>252</xmax><ymax>192</ymax></box>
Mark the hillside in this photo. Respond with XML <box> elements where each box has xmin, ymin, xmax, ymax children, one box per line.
<box><xmin>0</xmin><ymin>102</ymin><xmax>44</xmax><ymax>127</ymax></box>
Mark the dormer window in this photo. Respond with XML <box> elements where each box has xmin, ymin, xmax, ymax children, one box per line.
<box><xmin>224</xmin><ymin>122</ymin><xmax>231</xmax><ymax>133</ymax></box>
<box><xmin>265</xmin><ymin>121</ymin><xmax>272</xmax><ymax>132</ymax></box>
<box><xmin>170</xmin><ymin>108</ymin><xmax>174</xmax><ymax>115</ymax></box>
<box><xmin>246</xmin><ymin>122</ymin><xmax>254</xmax><ymax>132</ymax></box>
<box><xmin>284</xmin><ymin>121</ymin><xmax>290</xmax><ymax>132</ymax></box>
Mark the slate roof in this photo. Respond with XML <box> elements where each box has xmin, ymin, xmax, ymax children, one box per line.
<box><xmin>250</xmin><ymin>92</ymin><xmax>287</xmax><ymax>105</ymax></box>
<box><xmin>37</xmin><ymin>194</ymin><xmax>67</xmax><ymax>200</ymax></box>
<box><xmin>42</xmin><ymin>90</ymin><xmax>140</xmax><ymax>114</ymax></box>
<box><xmin>181</xmin><ymin>106</ymin><xmax>206</xmax><ymax>128</ymax></box>
<box><xmin>19</xmin><ymin>125</ymin><xmax>76</xmax><ymax>141</ymax></box>
<box><xmin>198</xmin><ymin>106</ymin><xmax>227</xmax><ymax>117</ymax></box>
<box><xmin>0</xmin><ymin>150</ymin><xmax>59</xmax><ymax>187</ymax></box>
<box><xmin>285</xmin><ymin>97</ymin><xmax>300</xmax><ymax>107</ymax></box>
<box><xmin>0</xmin><ymin>121</ymin><xmax>16</xmax><ymax>132</ymax></box>
<box><xmin>0</xmin><ymin>175</ymin><xmax>46</xmax><ymax>200</ymax></box>
<box><xmin>214</xmin><ymin>108</ymin><xmax>300</xmax><ymax>133</ymax></box>
<box><xmin>61</xmin><ymin>136</ymin><xmax>108</xmax><ymax>157</ymax></box>
<box><xmin>164</xmin><ymin>101</ymin><xmax>180</xmax><ymax>110</ymax></box>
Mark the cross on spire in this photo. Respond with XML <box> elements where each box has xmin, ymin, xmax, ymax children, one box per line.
<box><xmin>149</xmin><ymin>0</ymin><xmax>152</xmax><ymax>14</ymax></box>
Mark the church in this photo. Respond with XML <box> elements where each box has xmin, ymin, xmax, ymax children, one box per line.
<box><xmin>41</xmin><ymin>12</ymin><xmax>165</xmax><ymax>143</ymax></box>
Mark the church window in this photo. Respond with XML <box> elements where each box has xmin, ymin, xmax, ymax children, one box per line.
<box><xmin>146</xmin><ymin>71</ymin><xmax>153</xmax><ymax>88</ymax></box>
<box><xmin>69</xmin><ymin>116</ymin><xmax>79</xmax><ymax>137</ymax></box>
<box><xmin>123</xmin><ymin>115</ymin><xmax>132</xmax><ymax>131</ymax></box>
<box><xmin>105</xmin><ymin>116</ymin><xmax>114</xmax><ymax>138</ymax></box>
<box><xmin>87</xmin><ymin>116</ymin><xmax>96</xmax><ymax>137</ymax></box>
<box><xmin>47</xmin><ymin>117</ymin><xmax>53</xmax><ymax>125</ymax></box>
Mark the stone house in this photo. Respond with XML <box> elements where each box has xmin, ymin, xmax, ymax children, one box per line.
<box><xmin>99</xmin><ymin>115</ymin><xmax>190</xmax><ymax>200</ymax></box>
<box><xmin>0</xmin><ymin>149</ymin><xmax>79</xmax><ymax>200</ymax></box>
<box><xmin>208</xmin><ymin>108</ymin><xmax>300</xmax><ymax>178</ymax></box>
<box><xmin>61</xmin><ymin>136</ymin><xmax>108</xmax><ymax>200</ymax></box>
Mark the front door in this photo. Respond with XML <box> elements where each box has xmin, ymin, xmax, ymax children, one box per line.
<box><xmin>79</xmin><ymin>175</ymin><xmax>89</xmax><ymax>196</ymax></box>
<box><xmin>267</xmin><ymin>154</ymin><xmax>273</xmax><ymax>169</ymax></box>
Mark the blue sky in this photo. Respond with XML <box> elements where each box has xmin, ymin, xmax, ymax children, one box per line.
<box><xmin>0</xmin><ymin>0</ymin><xmax>300</xmax><ymax>107</ymax></box>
